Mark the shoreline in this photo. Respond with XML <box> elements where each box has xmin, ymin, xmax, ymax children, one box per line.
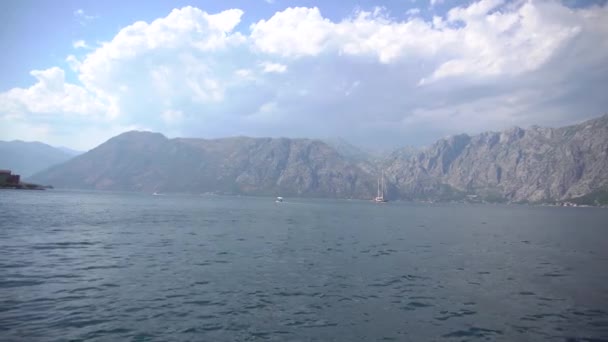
<box><xmin>0</xmin><ymin>183</ymin><xmax>52</xmax><ymax>190</ymax></box>
<box><xmin>5</xmin><ymin>187</ymin><xmax>606</xmax><ymax>208</ymax></box>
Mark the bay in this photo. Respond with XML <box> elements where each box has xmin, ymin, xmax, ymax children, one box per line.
<box><xmin>1</xmin><ymin>190</ymin><xmax>607</xmax><ymax>341</ymax></box>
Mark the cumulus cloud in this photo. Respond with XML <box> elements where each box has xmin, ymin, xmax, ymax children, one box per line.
<box><xmin>250</xmin><ymin>7</ymin><xmax>333</xmax><ymax>57</ymax></box>
<box><xmin>2</xmin><ymin>1</ymin><xmax>608</xmax><ymax>149</ymax></box>
<box><xmin>0</xmin><ymin>67</ymin><xmax>108</xmax><ymax>117</ymax></box>
<box><xmin>251</xmin><ymin>1</ymin><xmax>596</xmax><ymax>79</ymax></box>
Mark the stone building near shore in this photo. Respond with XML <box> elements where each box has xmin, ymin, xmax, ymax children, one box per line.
<box><xmin>0</xmin><ymin>170</ymin><xmax>20</xmax><ymax>186</ymax></box>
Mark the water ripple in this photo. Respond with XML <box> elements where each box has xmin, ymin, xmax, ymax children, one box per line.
<box><xmin>1</xmin><ymin>192</ymin><xmax>607</xmax><ymax>341</ymax></box>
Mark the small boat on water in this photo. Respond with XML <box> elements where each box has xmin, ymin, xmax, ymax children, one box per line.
<box><xmin>374</xmin><ymin>171</ymin><xmax>388</xmax><ymax>203</ymax></box>
<box><xmin>276</xmin><ymin>196</ymin><xmax>284</xmax><ymax>203</ymax></box>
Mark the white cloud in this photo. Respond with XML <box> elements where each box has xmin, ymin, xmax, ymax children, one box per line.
<box><xmin>250</xmin><ymin>1</ymin><xmax>598</xmax><ymax>80</ymax></box>
<box><xmin>0</xmin><ymin>67</ymin><xmax>108</xmax><ymax>117</ymax></box>
<box><xmin>250</xmin><ymin>7</ymin><xmax>333</xmax><ymax>57</ymax></box>
<box><xmin>419</xmin><ymin>0</ymin><xmax>587</xmax><ymax>83</ymax></box>
<box><xmin>447</xmin><ymin>0</ymin><xmax>503</xmax><ymax>21</ymax></box>
<box><xmin>72</xmin><ymin>7</ymin><xmax>246</xmax><ymax>110</ymax></box>
<box><xmin>1</xmin><ymin>2</ymin><xmax>607</xmax><ymax>149</ymax></box>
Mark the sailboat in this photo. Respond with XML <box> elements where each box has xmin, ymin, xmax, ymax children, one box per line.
<box><xmin>374</xmin><ymin>170</ymin><xmax>388</xmax><ymax>203</ymax></box>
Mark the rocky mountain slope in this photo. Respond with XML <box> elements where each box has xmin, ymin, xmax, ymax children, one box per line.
<box><xmin>0</xmin><ymin>140</ymin><xmax>78</xmax><ymax>177</ymax></box>
<box><xmin>385</xmin><ymin>115</ymin><xmax>608</xmax><ymax>203</ymax></box>
<box><xmin>30</xmin><ymin>132</ymin><xmax>375</xmax><ymax>198</ymax></box>
<box><xmin>30</xmin><ymin>114</ymin><xmax>608</xmax><ymax>203</ymax></box>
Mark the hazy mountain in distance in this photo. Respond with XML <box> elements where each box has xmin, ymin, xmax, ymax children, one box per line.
<box><xmin>322</xmin><ymin>137</ymin><xmax>379</xmax><ymax>174</ymax></box>
<box><xmin>385</xmin><ymin>114</ymin><xmax>608</xmax><ymax>203</ymax></box>
<box><xmin>57</xmin><ymin>146</ymin><xmax>84</xmax><ymax>156</ymax></box>
<box><xmin>0</xmin><ymin>140</ymin><xmax>77</xmax><ymax>177</ymax></box>
<box><xmin>30</xmin><ymin>114</ymin><xmax>608</xmax><ymax>204</ymax></box>
<box><xmin>31</xmin><ymin>132</ymin><xmax>375</xmax><ymax>198</ymax></box>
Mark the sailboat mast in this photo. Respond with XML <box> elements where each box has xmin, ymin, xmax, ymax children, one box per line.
<box><xmin>381</xmin><ymin>170</ymin><xmax>385</xmax><ymax>197</ymax></box>
<box><xmin>377</xmin><ymin>177</ymin><xmax>381</xmax><ymax>198</ymax></box>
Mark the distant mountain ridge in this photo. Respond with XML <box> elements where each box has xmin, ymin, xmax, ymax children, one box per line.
<box><xmin>57</xmin><ymin>146</ymin><xmax>83</xmax><ymax>156</ymax></box>
<box><xmin>0</xmin><ymin>140</ymin><xmax>79</xmax><ymax>178</ymax></box>
<box><xmin>385</xmin><ymin>114</ymin><xmax>608</xmax><ymax>203</ymax></box>
<box><xmin>30</xmin><ymin>114</ymin><xmax>608</xmax><ymax>204</ymax></box>
<box><xmin>31</xmin><ymin>132</ymin><xmax>375</xmax><ymax>198</ymax></box>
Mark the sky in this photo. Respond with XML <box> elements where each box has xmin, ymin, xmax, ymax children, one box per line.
<box><xmin>0</xmin><ymin>0</ymin><xmax>607</xmax><ymax>150</ymax></box>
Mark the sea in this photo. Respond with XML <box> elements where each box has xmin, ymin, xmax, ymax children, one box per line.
<box><xmin>1</xmin><ymin>189</ymin><xmax>607</xmax><ymax>341</ymax></box>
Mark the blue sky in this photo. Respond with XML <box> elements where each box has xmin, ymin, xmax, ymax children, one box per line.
<box><xmin>1</xmin><ymin>0</ymin><xmax>461</xmax><ymax>89</ymax></box>
<box><xmin>1</xmin><ymin>0</ymin><xmax>607</xmax><ymax>150</ymax></box>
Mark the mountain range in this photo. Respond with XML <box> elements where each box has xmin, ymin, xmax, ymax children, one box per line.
<box><xmin>30</xmin><ymin>133</ymin><xmax>375</xmax><ymax>198</ymax></box>
<box><xmin>385</xmin><ymin>115</ymin><xmax>608</xmax><ymax>203</ymax></box>
<box><xmin>0</xmin><ymin>140</ymin><xmax>81</xmax><ymax>177</ymax></box>
<box><xmin>26</xmin><ymin>114</ymin><xmax>608</xmax><ymax>204</ymax></box>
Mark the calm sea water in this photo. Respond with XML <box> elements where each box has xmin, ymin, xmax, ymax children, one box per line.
<box><xmin>1</xmin><ymin>190</ymin><xmax>607</xmax><ymax>341</ymax></box>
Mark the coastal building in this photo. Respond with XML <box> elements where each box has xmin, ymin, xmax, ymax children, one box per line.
<box><xmin>0</xmin><ymin>170</ymin><xmax>11</xmax><ymax>184</ymax></box>
<box><xmin>1</xmin><ymin>169</ymin><xmax>49</xmax><ymax>190</ymax></box>
<box><xmin>0</xmin><ymin>170</ymin><xmax>21</xmax><ymax>186</ymax></box>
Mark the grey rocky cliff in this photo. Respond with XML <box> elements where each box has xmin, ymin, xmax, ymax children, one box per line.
<box><xmin>30</xmin><ymin>114</ymin><xmax>608</xmax><ymax>203</ymax></box>
<box><xmin>385</xmin><ymin>115</ymin><xmax>608</xmax><ymax>202</ymax></box>
<box><xmin>31</xmin><ymin>132</ymin><xmax>375</xmax><ymax>198</ymax></box>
